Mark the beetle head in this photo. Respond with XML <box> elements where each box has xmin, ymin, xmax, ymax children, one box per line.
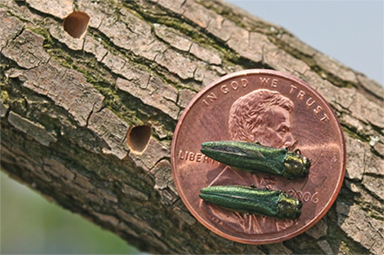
<box><xmin>277</xmin><ymin>193</ymin><xmax>302</xmax><ymax>219</ymax></box>
<box><xmin>283</xmin><ymin>152</ymin><xmax>311</xmax><ymax>178</ymax></box>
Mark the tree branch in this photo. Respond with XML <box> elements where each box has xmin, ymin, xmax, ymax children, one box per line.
<box><xmin>1</xmin><ymin>0</ymin><xmax>383</xmax><ymax>254</ymax></box>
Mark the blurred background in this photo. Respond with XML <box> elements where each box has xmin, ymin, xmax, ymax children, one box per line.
<box><xmin>1</xmin><ymin>1</ymin><xmax>383</xmax><ymax>254</ymax></box>
<box><xmin>226</xmin><ymin>0</ymin><xmax>383</xmax><ymax>86</ymax></box>
<box><xmin>1</xmin><ymin>172</ymin><xmax>139</xmax><ymax>254</ymax></box>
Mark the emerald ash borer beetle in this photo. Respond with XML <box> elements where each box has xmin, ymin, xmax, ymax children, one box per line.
<box><xmin>200</xmin><ymin>185</ymin><xmax>302</xmax><ymax>219</ymax></box>
<box><xmin>201</xmin><ymin>141</ymin><xmax>311</xmax><ymax>179</ymax></box>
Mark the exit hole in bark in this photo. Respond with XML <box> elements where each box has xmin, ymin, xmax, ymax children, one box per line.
<box><xmin>127</xmin><ymin>125</ymin><xmax>152</xmax><ymax>154</ymax></box>
<box><xmin>63</xmin><ymin>11</ymin><xmax>90</xmax><ymax>38</ymax></box>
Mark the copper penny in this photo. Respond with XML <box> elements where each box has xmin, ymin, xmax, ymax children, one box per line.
<box><xmin>171</xmin><ymin>69</ymin><xmax>346</xmax><ymax>244</ymax></box>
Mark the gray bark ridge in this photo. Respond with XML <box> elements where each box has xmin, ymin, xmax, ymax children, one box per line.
<box><xmin>1</xmin><ymin>0</ymin><xmax>383</xmax><ymax>254</ymax></box>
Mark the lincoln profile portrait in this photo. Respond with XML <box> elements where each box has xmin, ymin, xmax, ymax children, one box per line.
<box><xmin>201</xmin><ymin>89</ymin><xmax>297</xmax><ymax>234</ymax></box>
<box><xmin>228</xmin><ymin>88</ymin><xmax>295</xmax><ymax>148</ymax></box>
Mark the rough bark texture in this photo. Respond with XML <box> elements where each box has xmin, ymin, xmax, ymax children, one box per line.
<box><xmin>1</xmin><ymin>0</ymin><xmax>383</xmax><ymax>254</ymax></box>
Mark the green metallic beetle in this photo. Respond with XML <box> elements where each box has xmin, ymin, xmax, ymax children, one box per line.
<box><xmin>201</xmin><ymin>141</ymin><xmax>311</xmax><ymax>179</ymax></box>
<box><xmin>200</xmin><ymin>185</ymin><xmax>302</xmax><ymax>219</ymax></box>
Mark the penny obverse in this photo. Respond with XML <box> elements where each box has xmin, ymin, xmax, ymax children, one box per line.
<box><xmin>171</xmin><ymin>70</ymin><xmax>346</xmax><ymax>244</ymax></box>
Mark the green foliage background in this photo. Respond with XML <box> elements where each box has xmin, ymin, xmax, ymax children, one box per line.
<box><xmin>1</xmin><ymin>171</ymin><xmax>140</xmax><ymax>254</ymax></box>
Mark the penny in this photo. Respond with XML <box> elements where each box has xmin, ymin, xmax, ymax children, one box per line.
<box><xmin>171</xmin><ymin>69</ymin><xmax>346</xmax><ymax>244</ymax></box>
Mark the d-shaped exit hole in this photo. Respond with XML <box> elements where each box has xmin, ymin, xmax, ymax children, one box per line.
<box><xmin>127</xmin><ymin>125</ymin><xmax>152</xmax><ymax>154</ymax></box>
<box><xmin>63</xmin><ymin>11</ymin><xmax>90</xmax><ymax>38</ymax></box>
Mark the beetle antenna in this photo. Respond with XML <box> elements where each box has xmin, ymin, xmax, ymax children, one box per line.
<box><xmin>290</xmin><ymin>187</ymin><xmax>301</xmax><ymax>200</ymax></box>
<box><xmin>311</xmin><ymin>148</ymin><xmax>324</xmax><ymax>167</ymax></box>
<box><xmin>300</xmin><ymin>176</ymin><xmax>309</xmax><ymax>190</ymax></box>
<box><xmin>286</xmin><ymin>140</ymin><xmax>298</xmax><ymax>151</ymax></box>
<box><xmin>299</xmin><ymin>148</ymin><xmax>325</xmax><ymax>190</ymax></box>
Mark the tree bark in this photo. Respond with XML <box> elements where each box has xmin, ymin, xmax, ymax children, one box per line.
<box><xmin>1</xmin><ymin>0</ymin><xmax>383</xmax><ymax>254</ymax></box>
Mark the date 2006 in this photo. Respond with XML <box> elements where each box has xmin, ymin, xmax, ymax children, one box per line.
<box><xmin>288</xmin><ymin>189</ymin><xmax>319</xmax><ymax>204</ymax></box>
